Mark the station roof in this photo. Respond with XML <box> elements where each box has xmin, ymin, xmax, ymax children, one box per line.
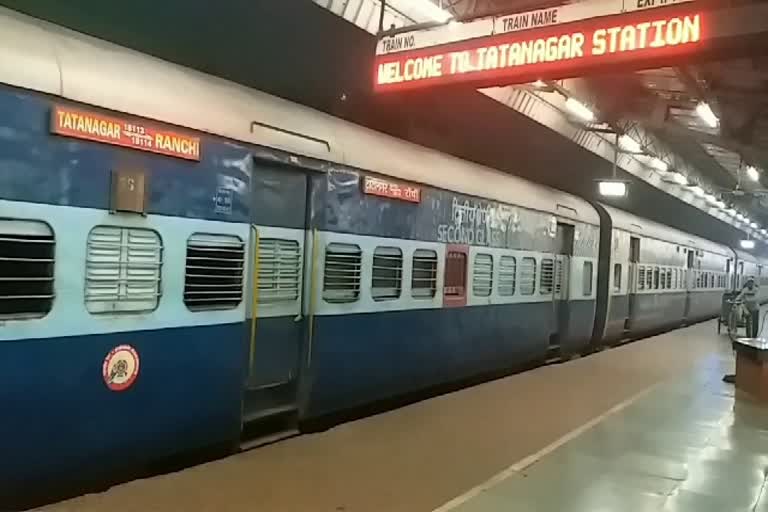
<box><xmin>319</xmin><ymin>0</ymin><xmax>768</xmax><ymax>247</ymax></box>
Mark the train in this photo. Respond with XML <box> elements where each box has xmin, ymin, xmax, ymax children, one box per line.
<box><xmin>0</xmin><ymin>6</ymin><xmax>766</xmax><ymax>504</ymax></box>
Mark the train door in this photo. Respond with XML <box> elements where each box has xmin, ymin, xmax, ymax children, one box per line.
<box><xmin>549</xmin><ymin>223</ymin><xmax>574</xmax><ymax>360</ymax></box>
<box><xmin>683</xmin><ymin>249</ymin><xmax>695</xmax><ymax>321</ymax></box>
<box><xmin>242</xmin><ymin>162</ymin><xmax>309</xmax><ymax>441</ymax></box>
<box><xmin>626</xmin><ymin>236</ymin><xmax>640</xmax><ymax>332</ymax></box>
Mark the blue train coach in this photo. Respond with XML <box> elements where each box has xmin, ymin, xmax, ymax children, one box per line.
<box><xmin>0</xmin><ymin>6</ymin><xmax>753</xmax><ymax>505</ymax></box>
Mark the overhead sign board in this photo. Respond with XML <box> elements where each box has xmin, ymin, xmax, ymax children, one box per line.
<box><xmin>52</xmin><ymin>105</ymin><xmax>201</xmax><ymax>161</ymax></box>
<box><xmin>374</xmin><ymin>1</ymin><xmax>702</xmax><ymax>92</ymax></box>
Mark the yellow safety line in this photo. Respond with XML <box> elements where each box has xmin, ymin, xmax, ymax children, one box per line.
<box><xmin>248</xmin><ymin>226</ymin><xmax>260</xmax><ymax>375</ymax></box>
<box><xmin>307</xmin><ymin>228</ymin><xmax>319</xmax><ymax>367</ymax></box>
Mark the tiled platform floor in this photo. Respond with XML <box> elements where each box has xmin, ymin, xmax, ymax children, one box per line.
<box><xmin>445</xmin><ymin>351</ymin><xmax>768</xmax><ymax>512</ymax></box>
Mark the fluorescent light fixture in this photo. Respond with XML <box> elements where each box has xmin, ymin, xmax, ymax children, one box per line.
<box><xmin>649</xmin><ymin>157</ymin><xmax>669</xmax><ymax>172</ymax></box>
<box><xmin>761</xmin><ymin>229</ymin><xmax>768</xmax><ymax>236</ymax></box>
<box><xmin>532</xmin><ymin>79</ymin><xmax>547</xmax><ymax>88</ymax></box>
<box><xmin>689</xmin><ymin>185</ymin><xmax>705</xmax><ymax>197</ymax></box>
<box><xmin>751</xmin><ymin>222</ymin><xmax>760</xmax><ymax>229</ymax></box>
<box><xmin>705</xmin><ymin>194</ymin><xmax>718</xmax><ymax>204</ymax></box>
<box><xmin>412</xmin><ymin>0</ymin><xmax>453</xmax><ymax>22</ymax></box>
<box><xmin>672</xmin><ymin>172</ymin><xmax>688</xmax><ymax>185</ymax></box>
<box><xmin>696</xmin><ymin>102</ymin><xmax>719</xmax><ymax>128</ymax></box>
<box><xmin>737</xmin><ymin>213</ymin><xmax>746</xmax><ymax>222</ymax></box>
<box><xmin>598</xmin><ymin>180</ymin><xmax>628</xmax><ymax>198</ymax></box>
<box><xmin>741</xmin><ymin>239</ymin><xmax>756</xmax><ymax>250</ymax></box>
<box><xmin>747</xmin><ymin>165</ymin><xmax>760</xmax><ymax>182</ymax></box>
<box><xmin>618</xmin><ymin>135</ymin><xmax>642</xmax><ymax>154</ymax></box>
<box><xmin>565</xmin><ymin>98</ymin><xmax>595</xmax><ymax>122</ymax></box>
<box><xmin>716</xmin><ymin>200</ymin><xmax>727</xmax><ymax>209</ymax></box>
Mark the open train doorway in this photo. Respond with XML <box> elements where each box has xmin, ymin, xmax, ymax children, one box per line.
<box><xmin>549</xmin><ymin>223</ymin><xmax>574</xmax><ymax>361</ymax></box>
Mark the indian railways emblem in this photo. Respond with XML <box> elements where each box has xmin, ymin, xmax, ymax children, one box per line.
<box><xmin>102</xmin><ymin>345</ymin><xmax>140</xmax><ymax>392</ymax></box>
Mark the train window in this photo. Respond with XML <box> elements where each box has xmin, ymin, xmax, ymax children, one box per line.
<box><xmin>519</xmin><ymin>257</ymin><xmax>536</xmax><ymax>296</ymax></box>
<box><xmin>666</xmin><ymin>270</ymin><xmax>672</xmax><ymax>290</ymax></box>
<box><xmin>660</xmin><ymin>269</ymin><xmax>666</xmax><ymax>290</ymax></box>
<box><xmin>412</xmin><ymin>249</ymin><xmax>438</xmax><ymax>299</ymax></box>
<box><xmin>498</xmin><ymin>256</ymin><xmax>517</xmax><ymax>296</ymax></box>
<box><xmin>184</xmin><ymin>234</ymin><xmax>246</xmax><ymax>310</ymax></box>
<box><xmin>653</xmin><ymin>268</ymin><xmax>660</xmax><ymax>290</ymax></box>
<box><xmin>444</xmin><ymin>252</ymin><xmax>467</xmax><ymax>297</ymax></box>
<box><xmin>583</xmin><ymin>261</ymin><xmax>593</xmax><ymax>296</ymax></box>
<box><xmin>372</xmin><ymin>246</ymin><xmax>403</xmax><ymax>301</ymax></box>
<box><xmin>540</xmin><ymin>259</ymin><xmax>554</xmax><ymax>295</ymax></box>
<box><xmin>0</xmin><ymin>220</ymin><xmax>55</xmax><ymax>319</ymax></box>
<box><xmin>646</xmin><ymin>268</ymin><xmax>653</xmax><ymax>290</ymax></box>
<box><xmin>323</xmin><ymin>243</ymin><xmax>362</xmax><ymax>303</ymax></box>
<box><xmin>613</xmin><ymin>264</ymin><xmax>622</xmax><ymax>293</ymax></box>
<box><xmin>638</xmin><ymin>267</ymin><xmax>646</xmax><ymax>291</ymax></box>
<box><xmin>85</xmin><ymin>226</ymin><xmax>162</xmax><ymax>314</ymax></box>
<box><xmin>257</xmin><ymin>238</ymin><xmax>300</xmax><ymax>305</ymax></box>
<box><xmin>473</xmin><ymin>253</ymin><xmax>493</xmax><ymax>297</ymax></box>
<box><xmin>710</xmin><ymin>273</ymin><xmax>715</xmax><ymax>289</ymax></box>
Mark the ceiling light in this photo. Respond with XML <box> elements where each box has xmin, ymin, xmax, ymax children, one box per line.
<box><xmin>741</xmin><ymin>239</ymin><xmax>756</xmax><ymax>250</ymax></box>
<box><xmin>598</xmin><ymin>180</ymin><xmax>628</xmax><ymax>198</ymax></box>
<box><xmin>751</xmin><ymin>222</ymin><xmax>760</xmax><ymax>229</ymax></box>
<box><xmin>696</xmin><ymin>102</ymin><xmax>719</xmax><ymax>128</ymax></box>
<box><xmin>413</xmin><ymin>0</ymin><xmax>453</xmax><ymax>22</ymax></box>
<box><xmin>728</xmin><ymin>208</ymin><xmax>738</xmax><ymax>216</ymax></box>
<box><xmin>747</xmin><ymin>165</ymin><xmax>760</xmax><ymax>182</ymax></box>
<box><xmin>716</xmin><ymin>200</ymin><xmax>727</xmax><ymax>209</ymax></box>
<box><xmin>672</xmin><ymin>172</ymin><xmax>688</xmax><ymax>186</ymax></box>
<box><xmin>532</xmin><ymin>79</ymin><xmax>547</xmax><ymax>88</ymax></box>
<box><xmin>761</xmin><ymin>229</ymin><xmax>768</xmax><ymax>236</ymax></box>
<box><xmin>649</xmin><ymin>157</ymin><xmax>669</xmax><ymax>172</ymax></box>
<box><xmin>565</xmin><ymin>98</ymin><xmax>595</xmax><ymax>122</ymax></box>
<box><xmin>705</xmin><ymin>194</ymin><xmax>718</xmax><ymax>204</ymax></box>
<box><xmin>618</xmin><ymin>135</ymin><xmax>642</xmax><ymax>154</ymax></box>
<box><xmin>690</xmin><ymin>185</ymin><xmax>705</xmax><ymax>197</ymax></box>
<box><xmin>737</xmin><ymin>213</ymin><xmax>746</xmax><ymax>222</ymax></box>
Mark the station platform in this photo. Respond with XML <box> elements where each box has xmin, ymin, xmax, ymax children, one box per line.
<box><xmin>41</xmin><ymin>320</ymin><xmax>765</xmax><ymax>512</ymax></box>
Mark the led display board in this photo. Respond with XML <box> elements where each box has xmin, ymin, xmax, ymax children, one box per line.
<box><xmin>374</xmin><ymin>4</ymin><xmax>704</xmax><ymax>92</ymax></box>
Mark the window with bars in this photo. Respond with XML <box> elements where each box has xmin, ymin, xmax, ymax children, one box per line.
<box><xmin>444</xmin><ymin>251</ymin><xmax>467</xmax><ymax>297</ymax></box>
<box><xmin>412</xmin><ymin>249</ymin><xmax>438</xmax><ymax>299</ymax></box>
<box><xmin>498</xmin><ymin>256</ymin><xmax>517</xmax><ymax>297</ymax></box>
<box><xmin>540</xmin><ymin>258</ymin><xmax>554</xmax><ymax>295</ymax></box>
<box><xmin>258</xmin><ymin>238</ymin><xmax>301</xmax><ymax>304</ymax></box>
<box><xmin>85</xmin><ymin>226</ymin><xmax>162</xmax><ymax>314</ymax></box>
<box><xmin>520</xmin><ymin>257</ymin><xmax>536</xmax><ymax>296</ymax></box>
<box><xmin>323</xmin><ymin>243</ymin><xmax>362</xmax><ymax>304</ymax></box>
<box><xmin>638</xmin><ymin>267</ymin><xmax>646</xmax><ymax>291</ymax></box>
<box><xmin>653</xmin><ymin>267</ymin><xmax>660</xmax><ymax>290</ymax></box>
<box><xmin>660</xmin><ymin>269</ymin><xmax>667</xmax><ymax>290</ymax></box>
<box><xmin>184</xmin><ymin>234</ymin><xmax>245</xmax><ymax>310</ymax></box>
<box><xmin>646</xmin><ymin>268</ymin><xmax>653</xmax><ymax>290</ymax></box>
<box><xmin>0</xmin><ymin>220</ymin><xmax>55</xmax><ymax>319</ymax></box>
<box><xmin>473</xmin><ymin>253</ymin><xmax>493</xmax><ymax>297</ymax></box>
<box><xmin>372</xmin><ymin>246</ymin><xmax>403</xmax><ymax>301</ymax></box>
<box><xmin>613</xmin><ymin>264</ymin><xmax>622</xmax><ymax>293</ymax></box>
<box><xmin>583</xmin><ymin>261</ymin><xmax>594</xmax><ymax>296</ymax></box>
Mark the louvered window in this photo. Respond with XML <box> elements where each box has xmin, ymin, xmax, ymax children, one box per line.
<box><xmin>372</xmin><ymin>246</ymin><xmax>402</xmax><ymax>301</ymax></box>
<box><xmin>184</xmin><ymin>234</ymin><xmax>245</xmax><ymax>310</ymax></box>
<box><xmin>86</xmin><ymin>226</ymin><xmax>162</xmax><ymax>314</ymax></box>
<box><xmin>473</xmin><ymin>254</ymin><xmax>493</xmax><ymax>297</ymax></box>
<box><xmin>540</xmin><ymin>258</ymin><xmax>555</xmax><ymax>295</ymax></box>
<box><xmin>498</xmin><ymin>256</ymin><xmax>516</xmax><ymax>297</ymax></box>
<box><xmin>259</xmin><ymin>238</ymin><xmax>301</xmax><ymax>304</ymax></box>
<box><xmin>667</xmin><ymin>271</ymin><xmax>673</xmax><ymax>290</ymax></box>
<box><xmin>520</xmin><ymin>257</ymin><xmax>536</xmax><ymax>296</ymax></box>
<box><xmin>0</xmin><ymin>220</ymin><xmax>55</xmax><ymax>319</ymax></box>
<box><xmin>412</xmin><ymin>249</ymin><xmax>437</xmax><ymax>299</ymax></box>
<box><xmin>323</xmin><ymin>243</ymin><xmax>362</xmax><ymax>303</ymax></box>
<box><xmin>638</xmin><ymin>267</ymin><xmax>646</xmax><ymax>291</ymax></box>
